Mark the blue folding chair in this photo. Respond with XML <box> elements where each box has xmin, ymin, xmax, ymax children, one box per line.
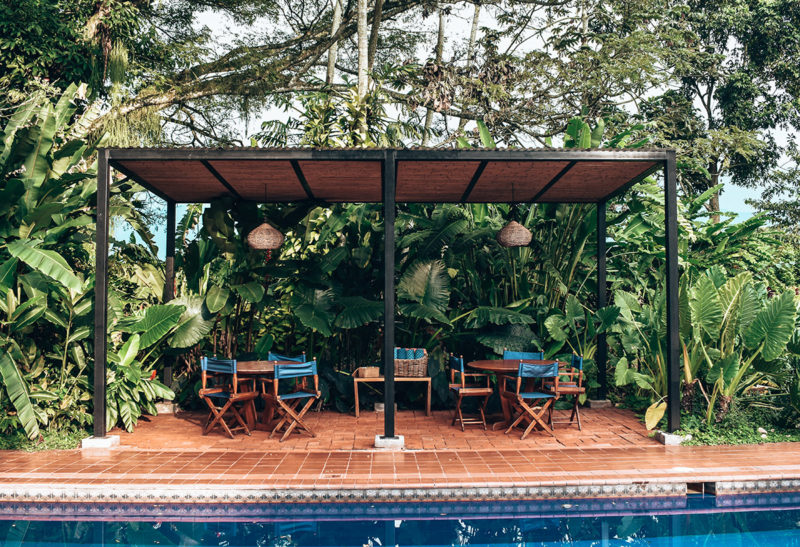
<box><xmin>545</xmin><ymin>354</ymin><xmax>585</xmax><ymax>430</ymax></box>
<box><xmin>502</xmin><ymin>360</ymin><xmax>559</xmax><ymax>439</ymax></box>
<box><xmin>502</xmin><ymin>349</ymin><xmax>544</xmax><ymax>361</ymax></box>
<box><xmin>265</xmin><ymin>360</ymin><xmax>320</xmax><ymax>442</ymax></box>
<box><xmin>259</xmin><ymin>352</ymin><xmax>307</xmax><ymax>424</ymax></box>
<box><xmin>449</xmin><ymin>354</ymin><xmax>493</xmax><ymax>431</ymax></box>
<box><xmin>199</xmin><ymin>357</ymin><xmax>257</xmax><ymax>438</ymax></box>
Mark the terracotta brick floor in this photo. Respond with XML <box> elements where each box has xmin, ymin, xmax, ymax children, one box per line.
<box><xmin>114</xmin><ymin>408</ymin><xmax>655</xmax><ymax>451</ymax></box>
<box><xmin>1</xmin><ymin>409</ymin><xmax>800</xmax><ymax>495</ymax></box>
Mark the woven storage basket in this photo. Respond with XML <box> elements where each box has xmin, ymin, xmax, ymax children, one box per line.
<box><xmin>356</xmin><ymin>366</ymin><xmax>381</xmax><ymax>378</ymax></box>
<box><xmin>394</xmin><ymin>348</ymin><xmax>428</xmax><ymax>377</ymax></box>
<box><xmin>247</xmin><ymin>222</ymin><xmax>285</xmax><ymax>250</ymax></box>
<box><xmin>496</xmin><ymin>220</ymin><xmax>532</xmax><ymax>247</ymax></box>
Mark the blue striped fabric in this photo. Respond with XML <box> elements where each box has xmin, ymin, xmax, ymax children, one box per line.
<box><xmin>503</xmin><ymin>350</ymin><xmax>543</xmax><ymax>361</ymax></box>
<box><xmin>274</xmin><ymin>360</ymin><xmax>317</xmax><ymax>380</ymax></box>
<box><xmin>201</xmin><ymin>357</ymin><xmax>236</xmax><ymax>374</ymax></box>
<box><xmin>518</xmin><ymin>362</ymin><xmax>558</xmax><ymax>378</ymax></box>
<box><xmin>449</xmin><ymin>354</ymin><xmax>465</xmax><ymax>375</ymax></box>
<box><xmin>268</xmin><ymin>352</ymin><xmax>306</xmax><ymax>362</ymax></box>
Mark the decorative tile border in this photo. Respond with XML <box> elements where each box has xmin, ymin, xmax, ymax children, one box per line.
<box><xmin>0</xmin><ymin>481</ymin><xmax>686</xmax><ymax>504</ymax></box>
<box><xmin>711</xmin><ymin>479</ymin><xmax>800</xmax><ymax>496</ymax></box>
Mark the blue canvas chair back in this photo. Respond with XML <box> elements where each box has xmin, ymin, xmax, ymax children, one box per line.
<box><xmin>503</xmin><ymin>349</ymin><xmax>543</xmax><ymax>361</ymax></box>
<box><xmin>201</xmin><ymin>356</ymin><xmax>236</xmax><ymax>374</ymax></box>
<box><xmin>394</xmin><ymin>347</ymin><xmax>425</xmax><ymax>359</ymax></box>
<box><xmin>274</xmin><ymin>360</ymin><xmax>318</xmax><ymax>382</ymax></box>
<box><xmin>449</xmin><ymin>354</ymin><xmax>465</xmax><ymax>375</ymax></box>
<box><xmin>518</xmin><ymin>361</ymin><xmax>559</xmax><ymax>378</ymax></box>
<box><xmin>571</xmin><ymin>354</ymin><xmax>584</xmax><ymax>371</ymax></box>
<box><xmin>268</xmin><ymin>351</ymin><xmax>306</xmax><ymax>362</ymax></box>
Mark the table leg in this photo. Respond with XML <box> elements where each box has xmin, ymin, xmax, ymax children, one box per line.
<box><xmin>426</xmin><ymin>379</ymin><xmax>431</xmax><ymax>416</ymax></box>
<box><xmin>354</xmin><ymin>379</ymin><xmax>360</xmax><ymax>418</ymax></box>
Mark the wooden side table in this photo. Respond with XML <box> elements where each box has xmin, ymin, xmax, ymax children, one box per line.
<box><xmin>353</xmin><ymin>373</ymin><xmax>431</xmax><ymax>417</ymax></box>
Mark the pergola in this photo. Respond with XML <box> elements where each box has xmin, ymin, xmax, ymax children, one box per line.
<box><xmin>93</xmin><ymin>147</ymin><xmax>680</xmax><ymax>442</ymax></box>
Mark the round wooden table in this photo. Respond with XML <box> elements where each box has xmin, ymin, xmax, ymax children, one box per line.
<box><xmin>467</xmin><ymin>359</ymin><xmax>557</xmax><ymax>374</ymax></box>
<box><xmin>467</xmin><ymin>359</ymin><xmax>558</xmax><ymax>429</ymax></box>
<box><xmin>236</xmin><ymin>360</ymin><xmax>298</xmax><ymax>430</ymax></box>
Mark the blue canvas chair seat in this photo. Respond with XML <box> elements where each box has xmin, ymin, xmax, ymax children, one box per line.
<box><xmin>199</xmin><ymin>357</ymin><xmax>257</xmax><ymax>438</ymax></box>
<box><xmin>501</xmin><ymin>360</ymin><xmax>559</xmax><ymax>440</ymax></box>
<box><xmin>544</xmin><ymin>354</ymin><xmax>585</xmax><ymax>430</ymax></box>
<box><xmin>264</xmin><ymin>360</ymin><xmax>320</xmax><ymax>442</ymax></box>
<box><xmin>448</xmin><ymin>354</ymin><xmax>492</xmax><ymax>431</ymax></box>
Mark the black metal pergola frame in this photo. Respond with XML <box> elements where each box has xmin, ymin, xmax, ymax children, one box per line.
<box><xmin>92</xmin><ymin>148</ymin><xmax>680</xmax><ymax>440</ymax></box>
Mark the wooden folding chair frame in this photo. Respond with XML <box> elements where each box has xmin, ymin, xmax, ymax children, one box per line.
<box><xmin>449</xmin><ymin>354</ymin><xmax>492</xmax><ymax>431</ymax></box>
<box><xmin>199</xmin><ymin>357</ymin><xmax>257</xmax><ymax>439</ymax></box>
<box><xmin>545</xmin><ymin>354</ymin><xmax>585</xmax><ymax>430</ymax></box>
<box><xmin>265</xmin><ymin>361</ymin><xmax>320</xmax><ymax>442</ymax></box>
<box><xmin>502</xmin><ymin>361</ymin><xmax>559</xmax><ymax>440</ymax></box>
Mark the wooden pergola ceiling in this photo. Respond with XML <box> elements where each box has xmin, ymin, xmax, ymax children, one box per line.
<box><xmin>109</xmin><ymin>148</ymin><xmax>665</xmax><ymax>205</ymax></box>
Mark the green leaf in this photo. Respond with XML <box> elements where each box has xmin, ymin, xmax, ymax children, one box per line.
<box><xmin>232</xmin><ymin>282</ymin><xmax>264</xmax><ymax>304</ymax></box>
<box><xmin>0</xmin><ymin>258</ymin><xmax>18</xmax><ymax>296</ymax></box>
<box><xmin>334</xmin><ymin>296</ymin><xmax>383</xmax><ymax>328</ymax></box>
<box><xmin>564</xmin><ymin>294</ymin><xmax>584</xmax><ymax>324</ymax></box>
<box><xmin>689</xmin><ymin>274</ymin><xmax>723</xmax><ymax>339</ymax></box>
<box><xmin>476</xmin><ymin>120</ymin><xmax>495</xmax><ymax>148</ymax></box>
<box><xmin>10</xmin><ymin>295</ymin><xmax>47</xmax><ymax>332</ymax></box>
<box><xmin>397</xmin><ymin>260</ymin><xmax>450</xmax><ymax>315</ymax></box>
<box><xmin>644</xmin><ymin>401</ymin><xmax>666</xmax><ymax>430</ymax></box>
<box><xmin>291</xmin><ymin>288</ymin><xmax>335</xmax><ymax>336</ymax></box>
<box><xmin>743</xmin><ymin>290</ymin><xmax>797</xmax><ymax>361</ymax></box>
<box><xmin>578</xmin><ymin>122</ymin><xmax>592</xmax><ymax>148</ymax></box>
<box><xmin>118</xmin><ymin>335</ymin><xmax>140</xmax><ymax>368</ymax></box>
<box><xmin>127</xmin><ymin>305</ymin><xmax>185</xmax><ymax>349</ymax></box>
<box><xmin>0</xmin><ymin>350</ymin><xmax>39</xmax><ymax>439</ymax></box>
<box><xmin>7</xmin><ymin>239</ymin><xmax>81</xmax><ymax>292</ymax></box>
<box><xmin>204</xmin><ymin>286</ymin><xmax>229</xmax><ymax>314</ymax></box>
<box><xmin>544</xmin><ymin>314</ymin><xmax>569</xmax><ymax>342</ymax></box>
<box><xmin>614</xmin><ymin>357</ymin><xmax>629</xmax><ymax>387</ymax></box>
<box><xmin>254</xmin><ymin>333</ymin><xmax>274</xmax><ymax>359</ymax></box>
<box><xmin>463</xmin><ymin>306</ymin><xmax>534</xmax><ymax>328</ymax></box>
<box><xmin>590</xmin><ymin>119</ymin><xmax>605</xmax><ymax>148</ymax></box>
<box><xmin>169</xmin><ymin>295</ymin><xmax>214</xmax><ymax>348</ymax></box>
<box><xmin>21</xmin><ymin>104</ymin><xmax>56</xmax><ymax>186</ymax></box>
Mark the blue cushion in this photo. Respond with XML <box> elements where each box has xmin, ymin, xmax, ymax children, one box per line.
<box><xmin>395</xmin><ymin>348</ymin><xmax>407</xmax><ymax>359</ymax></box>
<box><xmin>519</xmin><ymin>392</ymin><xmax>553</xmax><ymax>400</ymax></box>
<box><xmin>413</xmin><ymin>348</ymin><xmax>424</xmax><ymax>359</ymax></box>
<box><xmin>279</xmin><ymin>390</ymin><xmax>317</xmax><ymax>400</ymax></box>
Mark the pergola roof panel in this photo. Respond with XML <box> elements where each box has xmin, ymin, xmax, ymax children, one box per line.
<box><xmin>468</xmin><ymin>161</ymin><xmax>570</xmax><ymax>202</ymax></box>
<box><xmin>207</xmin><ymin>160</ymin><xmax>307</xmax><ymax>201</ymax></box>
<box><xmin>397</xmin><ymin>160</ymin><xmax>481</xmax><ymax>202</ymax></box>
<box><xmin>108</xmin><ymin>148</ymin><xmax>669</xmax><ymax>204</ymax></box>
<box><xmin>299</xmin><ymin>160</ymin><xmax>382</xmax><ymax>202</ymax></box>
<box><xmin>538</xmin><ymin>161</ymin><xmax>657</xmax><ymax>202</ymax></box>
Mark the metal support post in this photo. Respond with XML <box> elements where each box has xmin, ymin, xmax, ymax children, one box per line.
<box><xmin>93</xmin><ymin>149</ymin><xmax>110</xmax><ymax>438</ymax></box>
<box><xmin>664</xmin><ymin>151</ymin><xmax>681</xmax><ymax>432</ymax></box>
<box><xmin>382</xmin><ymin>151</ymin><xmax>397</xmax><ymax>438</ymax></box>
<box><xmin>163</xmin><ymin>200</ymin><xmax>176</xmax><ymax>385</ymax></box>
<box><xmin>597</xmin><ymin>200</ymin><xmax>608</xmax><ymax>400</ymax></box>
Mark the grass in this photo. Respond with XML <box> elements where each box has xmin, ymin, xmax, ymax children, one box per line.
<box><xmin>0</xmin><ymin>429</ymin><xmax>88</xmax><ymax>451</ymax></box>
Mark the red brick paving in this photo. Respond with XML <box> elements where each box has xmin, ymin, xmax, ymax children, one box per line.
<box><xmin>1</xmin><ymin>409</ymin><xmax>799</xmax><ymax>494</ymax></box>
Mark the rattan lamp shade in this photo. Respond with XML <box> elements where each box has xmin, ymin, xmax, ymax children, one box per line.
<box><xmin>246</xmin><ymin>222</ymin><xmax>285</xmax><ymax>250</ymax></box>
<box><xmin>496</xmin><ymin>220</ymin><xmax>532</xmax><ymax>247</ymax></box>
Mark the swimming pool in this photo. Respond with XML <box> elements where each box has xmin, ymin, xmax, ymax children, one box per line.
<box><xmin>2</xmin><ymin>493</ymin><xmax>800</xmax><ymax>545</ymax></box>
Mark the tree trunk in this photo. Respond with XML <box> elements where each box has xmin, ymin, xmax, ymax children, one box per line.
<box><xmin>367</xmin><ymin>0</ymin><xmax>385</xmax><ymax>74</ymax></box>
<box><xmin>326</xmin><ymin>0</ymin><xmax>343</xmax><ymax>85</ymax></box>
<box><xmin>458</xmin><ymin>3</ymin><xmax>481</xmax><ymax>131</ymax></box>
<box><xmin>681</xmin><ymin>379</ymin><xmax>697</xmax><ymax>413</ymax></box>
<box><xmin>357</xmin><ymin>0</ymin><xmax>369</xmax><ymax>97</ymax></box>
<box><xmin>422</xmin><ymin>8</ymin><xmax>446</xmax><ymax>145</ymax></box>
<box><xmin>715</xmin><ymin>394</ymin><xmax>732</xmax><ymax>423</ymax></box>
<box><xmin>707</xmin><ymin>159</ymin><xmax>721</xmax><ymax>223</ymax></box>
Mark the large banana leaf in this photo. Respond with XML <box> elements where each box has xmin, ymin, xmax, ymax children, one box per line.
<box><xmin>291</xmin><ymin>288</ymin><xmax>334</xmax><ymax>336</ymax></box>
<box><xmin>743</xmin><ymin>290</ymin><xmax>796</xmax><ymax>361</ymax></box>
<box><xmin>232</xmin><ymin>282</ymin><xmax>264</xmax><ymax>304</ymax></box>
<box><xmin>397</xmin><ymin>260</ymin><xmax>450</xmax><ymax>314</ymax></box>
<box><xmin>169</xmin><ymin>295</ymin><xmax>214</xmax><ymax>348</ymax></box>
<box><xmin>0</xmin><ymin>349</ymin><xmax>39</xmax><ymax>439</ymax></box>
<box><xmin>0</xmin><ymin>257</ymin><xmax>18</xmax><ymax>296</ymax></box>
<box><xmin>124</xmin><ymin>305</ymin><xmax>185</xmax><ymax>349</ymax></box>
<box><xmin>204</xmin><ymin>286</ymin><xmax>230</xmax><ymax>314</ymax></box>
<box><xmin>334</xmin><ymin>296</ymin><xmax>383</xmax><ymax>328</ymax></box>
<box><xmin>717</xmin><ymin>272</ymin><xmax>751</xmax><ymax>351</ymax></box>
<box><xmin>689</xmin><ymin>274</ymin><xmax>722</xmax><ymax>339</ymax></box>
<box><xmin>7</xmin><ymin>239</ymin><xmax>81</xmax><ymax>292</ymax></box>
<box><xmin>462</xmin><ymin>306</ymin><xmax>534</xmax><ymax>328</ymax></box>
<box><xmin>20</xmin><ymin>104</ymin><xmax>56</xmax><ymax>186</ymax></box>
<box><xmin>9</xmin><ymin>295</ymin><xmax>47</xmax><ymax>332</ymax></box>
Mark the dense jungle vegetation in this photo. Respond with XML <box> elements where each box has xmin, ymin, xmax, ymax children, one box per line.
<box><xmin>1</xmin><ymin>0</ymin><xmax>799</xmax><ymax>445</ymax></box>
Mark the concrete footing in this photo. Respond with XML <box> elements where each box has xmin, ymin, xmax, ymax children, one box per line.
<box><xmin>587</xmin><ymin>399</ymin><xmax>612</xmax><ymax>409</ymax></box>
<box><xmin>374</xmin><ymin>435</ymin><xmax>404</xmax><ymax>449</ymax></box>
<box><xmin>81</xmin><ymin>435</ymin><xmax>120</xmax><ymax>449</ymax></box>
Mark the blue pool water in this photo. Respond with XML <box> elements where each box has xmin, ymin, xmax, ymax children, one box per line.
<box><xmin>2</xmin><ymin>493</ymin><xmax>800</xmax><ymax>546</ymax></box>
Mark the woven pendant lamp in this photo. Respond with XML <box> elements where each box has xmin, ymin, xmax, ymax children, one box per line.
<box><xmin>246</xmin><ymin>184</ymin><xmax>284</xmax><ymax>252</ymax></box>
<box><xmin>496</xmin><ymin>181</ymin><xmax>532</xmax><ymax>247</ymax></box>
